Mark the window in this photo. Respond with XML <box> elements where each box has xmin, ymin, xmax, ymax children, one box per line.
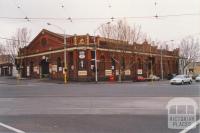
<box><xmin>169</xmin><ymin>105</ymin><xmax>176</xmax><ymax>114</ymax></box>
<box><xmin>41</xmin><ymin>37</ymin><xmax>47</xmax><ymax>46</ymax></box>
<box><xmin>57</xmin><ymin>57</ymin><xmax>62</xmax><ymax>71</ymax></box>
<box><xmin>91</xmin><ymin>51</ymin><xmax>95</xmax><ymax>59</ymax></box>
<box><xmin>177</xmin><ymin>105</ymin><xmax>186</xmax><ymax>114</ymax></box>
<box><xmin>120</xmin><ymin>57</ymin><xmax>125</xmax><ymax>69</ymax></box>
<box><xmin>99</xmin><ymin>55</ymin><xmax>105</xmax><ymax>71</ymax></box>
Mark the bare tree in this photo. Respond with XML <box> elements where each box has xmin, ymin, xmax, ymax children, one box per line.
<box><xmin>5</xmin><ymin>28</ymin><xmax>31</xmax><ymax>64</ymax></box>
<box><xmin>0</xmin><ymin>43</ymin><xmax>6</xmax><ymax>55</ymax></box>
<box><xmin>99</xmin><ymin>19</ymin><xmax>145</xmax><ymax>44</ymax></box>
<box><xmin>98</xmin><ymin>19</ymin><xmax>147</xmax><ymax>81</ymax></box>
<box><xmin>179</xmin><ymin>36</ymin><xmax>200</xmax><ymax>73</ymax></box>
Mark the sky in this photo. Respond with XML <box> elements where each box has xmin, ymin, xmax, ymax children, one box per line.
<box><xmin>0</xmin><ymin>0</ymin><xmax>200</xmax><ymax>46</ymax></box>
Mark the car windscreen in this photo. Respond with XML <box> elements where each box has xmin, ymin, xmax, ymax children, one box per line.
<box><xmin>175</xmin><ymin>75</ymin><xmax>184</xmax><ymax>78</ymax></box>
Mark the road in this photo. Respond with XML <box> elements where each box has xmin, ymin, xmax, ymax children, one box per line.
<box><xmin>0</xmin><ymin>77</ymin><xmax>199</xmax><ymax>133</ymax></box>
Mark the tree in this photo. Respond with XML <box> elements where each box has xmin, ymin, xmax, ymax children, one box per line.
<box><xmin>4</xmin><ymin>28</ymin><xmax>31</xmax><ymax>64</ymax></box>
<box><xmin>179</xmin><ymin>36</ymin><xmax>200</xmax><ymax>73</ymax></box>
<box><xmin>98</xmin><ymin>19</ymin><xmax>147</xmax><ymax>81</ymax></box>
<box><xmin>0</xmin><ymin>43</ymin><xmax>6</xmax><ymax>55</ymax></box>
<box><xmin>99</xmin><ymin>19</ymin><xmax>146</xmax><ymax>44</ymax></box>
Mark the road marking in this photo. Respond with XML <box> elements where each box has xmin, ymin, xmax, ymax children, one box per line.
<box><xmin>0</xmin><ymin>122</ymin><xmax>26</xmax><ymax>133</ymax></box>
<box><xmin>179</xmin><ymin>119</ymin><xmax>200</xmax><ymax>133</ymax></box>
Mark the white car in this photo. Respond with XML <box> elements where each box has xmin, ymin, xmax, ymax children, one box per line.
<box><xmin>149</xmin><ymin>74</ymin><xmax>160</xmax><ymax>81</ymax></box>
<box><xmin>195</xmin><ymin>75</ymin><xmax>200</xmax><ymax>82</ymax></box>
<box><xmin>170</xmin><ymin>75</ymin><xmax>192</xmax><ymax>85</ymax></box>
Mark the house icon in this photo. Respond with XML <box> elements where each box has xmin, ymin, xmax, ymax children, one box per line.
<box><xmin>166</xmin><ymin>97</ymin><xmax>198</xmax><ymax>129</ymax></box>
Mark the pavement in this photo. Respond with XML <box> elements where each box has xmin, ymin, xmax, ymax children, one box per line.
<box><xmin>0</xmin><ymin>76</ymin><xmax>199</xmax><ymax>133</ymax></box>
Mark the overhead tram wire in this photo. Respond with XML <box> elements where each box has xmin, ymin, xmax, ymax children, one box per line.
<box><xmin>0</xmin><ymin>36</ymin><xmax>30</xmax><ymax>44</ymax></box>
<box><xmin>0</xmin><ymin>36</ymin><xmax>64</xmax><ymax>46</ymax></box>
<box><xmin>154</xmin><ymin>1</ymin><xmax>159</xmax><ymax>19</ymax></box>
<box><xmin>0</xmin><ymin>13</ymin><xmax>199</xmax><ymax>22</ymax></box>
<box><xmin>60</xmin><ymin>0</ymin><xmax>72</xmax><ymax>22</ymax></box>
<box><xmin>10</xmin><ymin>0</ymin><xmax>30</xmax><ymax>22</ymax></box>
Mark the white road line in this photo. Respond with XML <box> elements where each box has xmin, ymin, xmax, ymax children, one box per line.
<box><xmin>0</xmin><ymin>122</ymin><xmax>26</xmax><ymax>133</ymax></box>
<box><xmin>179</xmin><ymin>119</ymin><xmax>200</xmax><ymax>133</ymax></box>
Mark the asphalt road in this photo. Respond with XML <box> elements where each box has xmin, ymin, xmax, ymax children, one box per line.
<box><xmin>0</xmin><ymin>115</ymin><xmax>199</xmax><ymax>133</ymax></box>
<box><xmin>0</xmin><ymin>77</ymin><xmax>199</xmax><ymax>98</ymax></box>
<box><xmin>0</xmin><ymin>77</ymin><xmax>199</xmax><ymax>133</ymax></box>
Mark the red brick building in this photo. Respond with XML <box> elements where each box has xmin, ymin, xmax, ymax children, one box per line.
<box><xmin>16</xmin><ymin>29</ymin><xmax>179</xmax><ymax>81</ymax></box>
<box><xmin>0</xmin><ymin>55</ymin><xmax>13</xmax><ymax>76</ymax></box>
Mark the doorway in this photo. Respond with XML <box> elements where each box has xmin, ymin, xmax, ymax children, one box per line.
<box><xmin>40</xmin><ymin>59</ymin><xmax>49</xmax><ymax>78</ymax></box>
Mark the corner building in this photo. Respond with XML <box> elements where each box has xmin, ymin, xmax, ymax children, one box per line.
<box><xmin>16</xmin><ymin>29</ymin><xmax>179</xmax><ymax>81</ymax></box>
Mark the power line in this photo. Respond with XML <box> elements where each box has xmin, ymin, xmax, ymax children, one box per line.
<box><xmin>10</xmin><ymin>0</ymin><xmax>30</xmax><ymax>22</ymax></box>
<box><xmin>0</xmin><ymin>13</ymin><xmax>199</xmax><ymax>22</ymax></box>
<box><xmin>0</xmin><ymin>37</ymin><xmax>30</xmax><ymax>43</ymax></box>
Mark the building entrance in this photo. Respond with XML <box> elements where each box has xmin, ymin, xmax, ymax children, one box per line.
<box><xmin>40</xmin><ymin>59</ymin><xmax>49</xmax><ymax>78</ymax></box>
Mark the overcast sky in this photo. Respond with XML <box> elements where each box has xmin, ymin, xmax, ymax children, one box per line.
<box><xmin>0</xmin><ymin>0</ymin><xmax>200</xmax><ymax>45</ymax></box>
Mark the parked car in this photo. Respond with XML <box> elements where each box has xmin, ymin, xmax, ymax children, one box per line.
<box><xmin>148</xmin><ymin>74</ymin><xmax>160</xmax><ymax>81</ymax></box>
<box><xmin>133</xmin><ymin>76</ymin><xmax>146</xmax><ymax>82</ymax></box>
<box><xmin>192</xmin><ymin>74</ymin><xmax>199</xmax><ymax>80</ymax></box>
<box><xmin>195</xmin><ymin>75</ymin><xmax>200</xmax><ymax>82</ymax></box>
<box><xmin>167</xmin><ymin>73</ymin><xmax>176</xmax><ymax>80</ymax></box>
<box><xmin>170</xmin><ymin>75</ymin><xmax>192</xmax><ymax>85</ymax></box>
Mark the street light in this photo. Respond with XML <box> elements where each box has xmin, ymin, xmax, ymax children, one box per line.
<box><xmin>47</xmin><ymin>23</ymin><xmax>67</xmax><ymax>84</ymax></box>
<box><xmin>93</xmin><ymin>22</ymin><xmax>111</xmax><ymax>82</ymax></box>
<box><xmin>160</xmin><ymin>40</ymin><xmax>174</xmax><ymax>80</ymax></box>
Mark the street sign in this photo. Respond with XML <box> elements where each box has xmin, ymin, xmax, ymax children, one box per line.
<box><xmin>79</xmin><ymin>51</ymin><xmax>85</xmax><ymax>59</ymax></box>
<box><xmin>137</xmin><ymin>69</ymin><xmax>143</xmax><ymax>75</ymax></box>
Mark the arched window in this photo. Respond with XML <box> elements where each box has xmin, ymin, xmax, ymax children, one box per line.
<box><xmin>99</xmin><ymin>55</ymin><xmax>105</xmax><ymax>71</ymax></box>
<box><xmin>30</xmin><ymin>61</ymin><xmax>33</xmax><ymax>75</ymax></box>
<box><xmin>138</xmin><ymin>58</ymin><xmax>142</xmax><ymax>69</ymax></box>
<box><xmin>41</xmin><ymin>37</ymin><xmax>48</xmax><ymax>46</ymax></box>
<box><xmin>120</xmin><ymin>57</ymin><xmax>125</xmax><ymax>70</ymax></box>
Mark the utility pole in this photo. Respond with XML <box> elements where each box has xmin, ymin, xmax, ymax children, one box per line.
<box><xmin>93</xmin><ymin>22</ymin><xmax>111</xmax><ymax>83</ymax></box>
<box><xmin>47</xmin><ymin>23</ymin><xmax>67</xmax><ymax>84</ymax></box>
<box><xmin>63</xmin><ymin>33</ymin><xmax>67</xmax><ymax>84</ymax></box>
<box><xmin>160</xmin><ymin>46</ymin><xmax>164</xmax><ymax>80</ymax></box>
<box><xmin>93</xmin><ymin>36</ymin><xmax>98</xmax><ymax>83</ymax></box>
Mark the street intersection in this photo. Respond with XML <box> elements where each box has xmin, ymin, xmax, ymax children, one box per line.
<box><xmin>0</xmin><ymin>77</ymin><xmax>199</xmax><ymax>133</ymax></box>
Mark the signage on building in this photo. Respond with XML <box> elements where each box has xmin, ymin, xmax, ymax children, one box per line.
<box><xmin>59</xmin><ymin>67</ymin><xmax>63</xmax><ymax>72</ymax></box>
<box><xmin>49</xmin><ymin>68</ymin><xmax>52</xmax><ymax>73</ymax></box>
<box><xmin>111</xmin><ymin>66</ymin><xmax>115</xmax><ymax>70</ymax></box>
<box><xmin>52</xmin><ymin>65</ymin><xmax>57</xmax><ymax>72</ymax></box>
<box><xmin>116</xmin><ymin>70</ymin><xmax>119</xmax><ymax>75</ymax></box>
<box><xmin>27</xmin><ymin>66</ymin><xmax>30</xmax><ymax>76</ymax></box>
<box><xmin>91</xmin><ymin>65</ymin><xmax>94</xmax><ymax>70</ymax></box>
<box><xmin>78</xmin><ymin>70</ymin><xmax>87</xmax><ymax>76</ymax></box>
<box><xmin>105</xmin><ymin>70</ymin><xmax>112</xmax><ymax>76</ymax></box>
<box><xmin>34</xmin><ymin>66</ymin><xmax>39</xmax><ymax>74</ymax></box>
<box><xmin>125</xmin><ymin>69</ymin><xmax>131</xmax><ymax>75</ymax></box>
<box><xmin>137</xmin><ymin>69</ymin><xmax>143</xmax><ymax>75</ymax></box>
<box><xmin>79</xmin><ymin>51</ymin><xmax>85</xmax><ymax>59</ymax></box>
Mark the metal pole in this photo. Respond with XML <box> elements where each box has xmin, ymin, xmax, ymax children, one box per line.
<box><xmin>94</xmin><ymin>36</ymin><xmax>98</xmax><ymax>82</ymax></box>
<box><xmin>47</xmin><ymin>23</ymin><xmax>67</xmax><ymax>84</ymax></box>
<box><xmin>64</xmin><ymin>33</ymin><xmax>67</xmax><ymax>84</ymax></box>
<box><xmin>160</xmin><ymin>47</ymin><xmax>164</xmax><ymax>80</ymax></box>
<box><xmin>93</xmin><ymin>22</ymin><xmax>111</xmax><ymax>83</ymax></box>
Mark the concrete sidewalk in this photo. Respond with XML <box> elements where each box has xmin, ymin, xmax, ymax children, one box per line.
<box><xmin>0</xmin><ymin>76</ymin><xmax>169</xmax><ymax>85</ymax></box>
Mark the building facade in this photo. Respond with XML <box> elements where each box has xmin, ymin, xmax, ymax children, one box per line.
<box><xmin>0</xmin><ymin>55</ymin><xmax>13</xmax><ymax>76</ymax></box>
<box><xmin>16</xmin><ymin>29</ymin><xmax>179</xmax><ymax>81</ymax></box>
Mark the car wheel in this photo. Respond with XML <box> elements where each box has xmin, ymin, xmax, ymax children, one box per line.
<box><xmin>181</xmin><ymin>81</ymin><xmax>184</xmax><ymax>85</ymax></box>
<box><xmin>190</xmin><ymin>80</ymin><xmax>192</xmax><ymax>84</ymax></box>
